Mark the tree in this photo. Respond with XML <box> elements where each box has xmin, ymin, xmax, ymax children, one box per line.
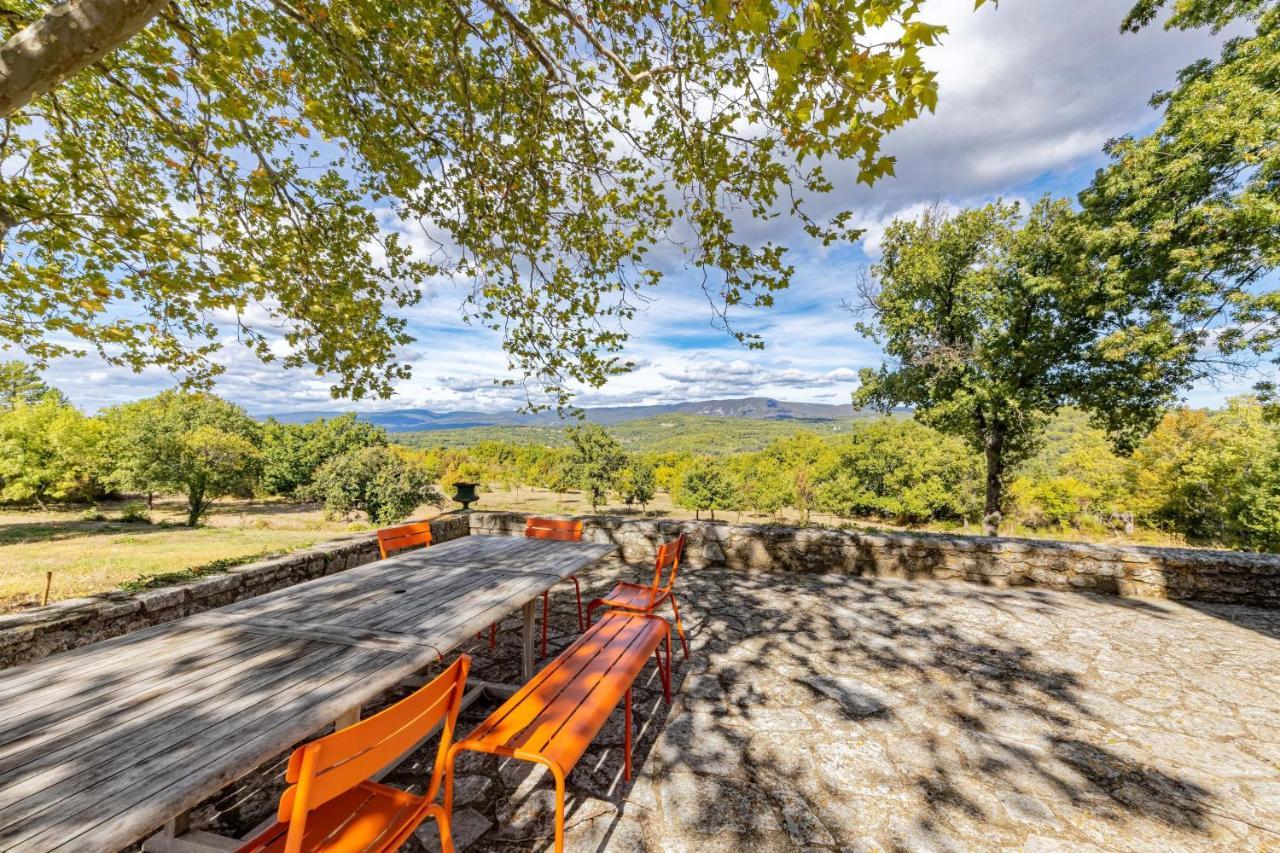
<box><xmin>0</xmin><ymin>0</ymin><xmax>970</xmax><ymax>407</ymax></box>
<box><xmin>674</xmin><ymin>457</ymin><xmax>735</xmax><ymax>520</ymax></box>
<box><xmin>617</xmin><ymin>458</ymin><xmax>656</xmax><ymax>512</ymax></box>
<box><xmin>309</xmin><ymin>446</ymin><xmax>445</xmax><ymax>525</ymax></box>
<box><xmin>1081</xmin><ymin>0</ymin><xmax>1280</xmax><ymax>402</ymax></box>
<box><xmin>0</xmin><ymin>361</ymin><xmax>61</xmax><ymax>410</ymax></box>
<box><xmin>101</xmin><ymin>390</ymin><xmax>262</xmax><ymax>524</ymax></box>
<box><xmin>734</xmin><ymin>452</ymin><xmax>793</xmax><ymax>519</ymax></box>
<box><xmin>259</xmin><ymin>413</ymin><xmax>386</xmax><ymax>497</ymax></box>
<box><xmin>565</xmin><ymin>425</ymin><xmax>625</xmax><ymax>511</ymax></box>
<box><xmin>0</xmin><ymin>396</ymin><xmax>105</xmax><ymax>504</ymax></box>
<box><xmin>1127</xmin><ymin>397</ymin><xmax>1280</xmax><ymax>548</ymax></box>
<box><xmin>175</xmin><ymin>426</ymin><xmax>260</xmax><ymax>525</ymax></box>
<box><xmin>813</xmin><ymin>419</ymin><xmax>981</xmax><ymax>524</ymax></box>
<box><xmin>854</xmin><ymin>200</ymin><xmax>1191</xmax><ymax>535</ymax></box>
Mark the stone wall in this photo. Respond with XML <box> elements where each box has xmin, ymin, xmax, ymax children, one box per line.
<box><xmin>0</xmin><ymin>514</ymin><xmax>470</xmax><ymax>669</ymax></box>
<box><xmin>468</xmin><ymin>511</ymin><xmax>1280</xmax><ymax>609</ymax></box>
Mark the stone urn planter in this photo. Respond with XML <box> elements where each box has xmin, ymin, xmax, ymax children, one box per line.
<box><xmin>452</xmin><ymin>482</ymin><xmax>480</xmax><ymax>511</ymax></box>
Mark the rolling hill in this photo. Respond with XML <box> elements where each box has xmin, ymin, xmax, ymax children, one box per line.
<box><xmin>259</xmin><ymin>396</ymin><xmax>860</xmax><ymax>432</ymax></box>
<box><xmin>396</xmin><ymin>412</ymin><xmax>882</xmax><ymax>454</ymax></box>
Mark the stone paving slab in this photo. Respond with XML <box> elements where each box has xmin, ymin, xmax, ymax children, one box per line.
<box><xmin>157</xmin><ymin>559</ymin><xmax>1280</xmax><ymax>852</ymax></box>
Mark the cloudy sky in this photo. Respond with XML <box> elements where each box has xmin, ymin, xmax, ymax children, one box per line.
<box><xmin>38</xmin><ymin>0</ymin><xmax>1264</xmax><ymax>415</ymax></box>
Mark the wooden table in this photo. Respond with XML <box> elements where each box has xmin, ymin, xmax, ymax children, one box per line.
<box><xmin>0</xmin><ymin>535</ymin><xmax>615</xmax><ymax>853</ymax></box>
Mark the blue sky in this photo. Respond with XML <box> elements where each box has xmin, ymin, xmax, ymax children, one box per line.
<box><xmin>35</xmin><ymin>0</ymin><xmax>1270</xmax><ymax>414</ymax></box>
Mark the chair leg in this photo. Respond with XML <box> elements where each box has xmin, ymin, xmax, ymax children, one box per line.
<box><xmin>661</xmin><ymin>633</ymin><xmax>672</xmax><ymax>703</ymax></box>
<box><xmin>436</xmin><ymin>807</ymin><xmax>455</xmax><ymax>853</ymax></box>
<box><xmin>585</xmin><ymin>599</ymin><xmax>601</xmax><ymax>628</ymax></box>
<box><xmin>669</xmin><ymin>593</ymin><xmax>690</xmax><ymax>659</ymax></box>
<box><xmin>624</xmin><ymin>687</ymin><xmax>633</xmax><ymax>781</ymax></box>
<box><xmin>569</xmin><ymin>575</ymin><xmax>584</xmax><ymax>631</ymax></box>
<box><xmin>541</xmin><ymin>590</ymin><xmax>550</xmax><ymax>659</ymax></box>
<box><xmin>488</xmin><ymin>622</ymin><xmax>497</xmax><ymax>649</ymax></box>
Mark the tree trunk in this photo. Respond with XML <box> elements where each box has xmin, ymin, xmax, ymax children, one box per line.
<box><xmin>0</xmin><ymin>0</ymin><xmax>174</xmax><ymax>117</ymax></box>
<box><xmin>982</xmin><ymin>423</ymin><xmax>1006</xmax><ymax>536</ymax></box>
<box><xmin>186</xmin><ymin>485</ymin><xmax>204</xmax><ymax>527</ymax></box>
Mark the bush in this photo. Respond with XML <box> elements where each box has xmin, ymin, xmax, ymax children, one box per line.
<box><xmin>117</xmin><ymin>501</ymin><xmax>153</xmax><ymax>524</ymax></box>
<box><xmin>309</xmin><ymin>447</ymin><xmax>446</xmax><ymax>525</ymax></box>
<box><xmin>80</xmin><ymin>506</ymin><xmax>108</xmax><ymax>522</ymax></box>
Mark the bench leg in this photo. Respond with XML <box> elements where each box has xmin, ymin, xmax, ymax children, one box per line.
<box><xmin>554</xmin><ymin>766</ymin><xmax>567</xmax><ymax>853</ymax></box>
<box><xmin>624</xmin><ymin>687</ymin><xmax>632</xmax><ymax>781</ymax></box>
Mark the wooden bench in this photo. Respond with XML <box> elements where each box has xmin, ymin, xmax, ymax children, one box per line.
<box><xmin>446</xmin><ymin>611</ymin><xmax>672</xmax><ymax>852</ymax></box>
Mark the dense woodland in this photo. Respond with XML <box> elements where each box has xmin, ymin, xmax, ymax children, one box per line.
<box><xmin>3</xmin><ymin>362</ymin><xmax>1278</xmax><ymax>552</ymax></box>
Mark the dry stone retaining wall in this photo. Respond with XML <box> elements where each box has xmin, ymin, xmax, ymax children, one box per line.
<box><xmin>468</xmin><ymin>511</ymin><xmax>1280</xmax><ymax>609</ymax></box>
<box><xmin>0</xmin><ymin>514</ymin><xmax>469</xmax><ymax>669</ymax></box>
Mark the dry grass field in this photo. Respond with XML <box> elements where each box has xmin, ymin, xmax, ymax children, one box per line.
<box><xmin>0</xmin><ymin>486</ymin><xmax>1187</xmax><ymax>613</ymax></box>
<box><xmin>0</xmin><ymin>498</ymin><xmax>379</xmax><ymax>611</ymax></box>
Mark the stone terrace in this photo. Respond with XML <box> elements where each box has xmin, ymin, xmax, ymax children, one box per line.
<box><xmin>179</xmin><ymin>557</ymin><xmax>1280</xmax><ymax>852</ymax></box>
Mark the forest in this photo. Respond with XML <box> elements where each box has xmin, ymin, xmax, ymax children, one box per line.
<box><xmin>4</xmin><ymin>360</ymin><xmax>1278</xmax><ymax>552</ymax></box>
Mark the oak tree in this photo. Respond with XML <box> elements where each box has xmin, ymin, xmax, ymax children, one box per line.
<box><xmin>853</xmin><ymin>200</ymin><xmax>1192</xmax><ymax>534</ymax></box>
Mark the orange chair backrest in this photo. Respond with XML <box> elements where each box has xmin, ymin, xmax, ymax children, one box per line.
<box><xmin>650</xmin><ymin>533</ymin><xmax>686</xmax><ymax>593</ymax></box>
<box><xmin>377</xmin><ymin>521</ymin><xmax>433</xmax><ymax>558</ymax></box>
<box><xmin>274</xmin><ymin>655</ymin><xmax>471</xmax><ymax>853</ymax></box>
<box><xmin>524</xmin><ymin>517</ymin><xmax>583</xmax><ymax>542</ymax></box>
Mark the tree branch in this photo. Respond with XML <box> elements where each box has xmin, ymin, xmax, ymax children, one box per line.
<box><xmin>0</xmin><ymin>0</ymin><xmax>171</xmax><ymax>117</ymax></box>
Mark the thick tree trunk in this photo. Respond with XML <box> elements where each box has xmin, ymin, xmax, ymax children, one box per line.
<box><xmin>0</xmin><ymin>0</ymin><xmax>172</xmax><ymax>117</ymax></box>
<box><xmin>982</xmin><ymin>423</ymin><xmax>1006</xmax><ymax>536</ymax></box>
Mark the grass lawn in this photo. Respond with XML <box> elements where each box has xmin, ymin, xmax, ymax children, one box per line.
<box><xmin>0</xmin><ymin>497</ymin><xmax>385</xmax><ymax>612</ymax></box>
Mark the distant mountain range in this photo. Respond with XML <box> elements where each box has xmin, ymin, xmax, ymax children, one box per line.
<box><xmin>259</xmin><ymin>396</ymin><xmax>861</xmax><ymax>432</ymax></box>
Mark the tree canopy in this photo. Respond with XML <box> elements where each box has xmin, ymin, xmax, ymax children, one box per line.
<box><xmin>853</xmin><ymin>199</ymin><xmax>1194</xmax><ymax>534</ymax></box>
<box><xmin>100</xmin><ymin>390</ymin><xmax>262</xmax><ymax>524</ymax></box>
<box><xmin>1082</xmin><ymin>0</ymin><xmax>1279</xmax><ymax>399</ymax></box>
<box><xmin>0</xmin><ymin>0</ymin><xmax>968</xmax><ymax>407</ymax></box>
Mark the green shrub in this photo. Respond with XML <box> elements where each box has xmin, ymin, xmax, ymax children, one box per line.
<box><xmin>309</xmin><ymin>446</ymin><xmax>445</xmax><ymax>525</ymax></box>
<box><xmin>117</xmin><ymin>501</ymin><xmax>153</xmax><ymax>524</ymax></box>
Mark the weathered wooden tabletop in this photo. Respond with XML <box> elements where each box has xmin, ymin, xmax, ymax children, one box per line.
<box><xmin>0</xmin><ymin>535</ymin><xmax>616</xmax><ymax>852</ymax></box>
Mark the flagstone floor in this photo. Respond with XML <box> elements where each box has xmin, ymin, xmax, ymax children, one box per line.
<box><xmin>190</xmin><ymin>560</ymin><xmax>1280</xmax><ymax>852</ymax></box>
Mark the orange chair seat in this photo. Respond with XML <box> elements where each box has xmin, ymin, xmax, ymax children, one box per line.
<box><xmin>237</xmin><ymin>781</ymin><xmax>438</xmax><ymax>853</ymax></box>
<box><xmin>593</xmin><ymin>581</ymin><xmax>669</xmax><ymax>614</ymax></box>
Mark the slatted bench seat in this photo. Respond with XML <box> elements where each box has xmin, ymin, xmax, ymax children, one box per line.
<box><xmin>446</xmin><ymin>610</ymin><xmax>672</xmax><ymax>852</ymax></box>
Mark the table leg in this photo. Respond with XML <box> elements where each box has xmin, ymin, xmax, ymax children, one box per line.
<box><xmin>521</xmin><ymin>598</ymin><xmax>536</xmax><ymax>681</ymax></box>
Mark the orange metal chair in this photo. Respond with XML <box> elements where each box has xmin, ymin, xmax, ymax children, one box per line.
<box><xmin>449</xmin><ymin>611</ymin><xmax>671</xmax><ymax>853</ymax></box>
<box><xmin>526</xmin><ymin>517</ymin><xmax>586</xmax><ymax>658</ymax></box>
<box><xmin>484</xmin><ymin>517</ymin><xmax>586</xmax><ymax>656</ymax></box>
<box><xmin>586</xmin><ymin>532</ymin><xmax>689</xmax><ymax>659</ymax></box>
<box><xmin>236</xmin><ymin>655</ymin><xmax>471</xmax><ymax>853</ymax></box>
<box><xmin>375</xmin><ymin>521</ymin><xmax>433</xmax><ymax>559</ymax></box>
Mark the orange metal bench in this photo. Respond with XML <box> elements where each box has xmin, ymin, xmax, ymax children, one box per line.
<box><xmin>236</xmin><ymin>654</ymin><xmax>470</xmax><ymax>853</ymax></box>
<box><xmin>587</xmin><ymin>532</ymin><xmax>689</xmax><ymax>659</ymax></box>
<box><xmin>375</xmin><ymin>521</ymin><xmax>433</xmax><ymax>559</ymax></box>
<box><xmin>448</xmin><ymin>611</ymin><xmax>671</xmax><ymax>852</ymax></box>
